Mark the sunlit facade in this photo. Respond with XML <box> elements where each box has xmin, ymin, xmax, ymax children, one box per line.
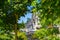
<box><xmin>25</xmin><ymin>12</ymin><xmax>41</xmax><ymax>32</ymax></box>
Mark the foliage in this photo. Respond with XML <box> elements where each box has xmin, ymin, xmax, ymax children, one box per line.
<box><xmin>32</xmin><ymin>28</ymin><xmax>59</xmax><ymax>40</ymax></box>
<box><xmin>41</xmin><ymin>0</ymin><xmax>60</xmax><ymax>25</ymax></box>
<box><xmin>18</xmin><ymin>21</ymin><xmax>25</xmax><ymax>30</ymax></box>
<box><xmin>0</xmin><ymin>0</ymin><xmax>60</xmax><ymax>40</ymax></box>
<box><xmin>31</xmin><ymin>0</ymin><xmax>60</xmax><ymax>26</ymax></box>
<box><xmin>31</xmin><ymin>0</ymin><xmax>60</xmax><ymax>40</ymax></box>
<box><xmin>0</xmin><ymin>30</ymin><xmax>13</xmax><ymax>40</ymax></box>
<box><xmin>0</xmin><ymin>30</ymin><xmax>27</xmax><ymax>40</ymax></box>
<box><xmin>17</xmin><ymin>31</ymin><xmax>27</xmax><ymax>40</ymax></box>
<box><xmin>0</xmin><ymin>0</ymin><xmax>35</xmax><ymax>40</ymax></box>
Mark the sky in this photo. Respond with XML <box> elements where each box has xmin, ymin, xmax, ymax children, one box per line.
<box><xmin>18</xmin><ymin>12</ymin><xmax>32</xmax><ymax>23</ymax></box>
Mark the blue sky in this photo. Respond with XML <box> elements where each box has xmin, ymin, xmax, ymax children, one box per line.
<box><xmin>18</xmin><ymin>12</ymin><xmax>32</xmax><ymax>23</ymax></box>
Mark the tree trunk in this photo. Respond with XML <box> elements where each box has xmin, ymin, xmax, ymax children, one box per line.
<box><xmin>14</xmin><ymin>14</ymin><xmax>18</xmax><ymax>40</ymax></box>
<box><xmin>14</xmin><ymin>24</ymin><xmax>18</xmax><ymax>40</ymax></box>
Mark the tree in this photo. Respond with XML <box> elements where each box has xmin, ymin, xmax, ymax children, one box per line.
<box><xmin>0</xmin><ymin>0</ymin><xmax>35</xmax><ymax>40</ymax></box>
<box><xmin>31</xmin><ymin>0</ymin><xmax>60</xmax><ymax>27</ymax></box>
<box><xmin>18</xmin><ymin>21</ymin><xmax>25</xmax><ymax>29</ymax></box>
<box><xmin>31</xmin><ymin>0</ymin><xmax>60</xmax><ymax>40</ymax></box>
